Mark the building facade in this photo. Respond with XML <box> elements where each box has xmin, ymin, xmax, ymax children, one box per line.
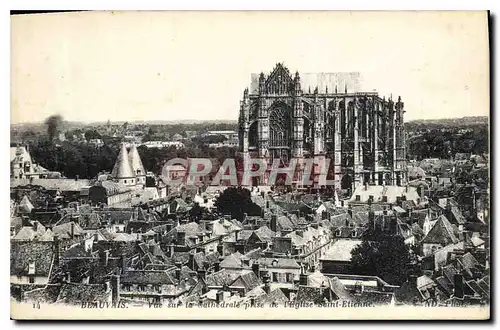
<box><xmin>238</xmin><ymin>63</ymin><xmax>407</xmax><ymax>191</ymax></box>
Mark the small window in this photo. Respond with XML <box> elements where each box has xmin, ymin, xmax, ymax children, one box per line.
<box><xmin>124</xmin><ymin>180</ymin><xmax>127</xmax><ymax>184</ymax></box>
<box><xmin>355</xmin><ymin>195</ymin><xmax>361</xmax><ymax>201</ymax></box>
<box><xmin>29</xmin><ymin>277</ymin><xmax>35</xmax><ymax>284</ymax></box>
<box><xmin>382</xmin><ymin>196</ymin><xmax>388</xmax><ymax>203</ymax></box>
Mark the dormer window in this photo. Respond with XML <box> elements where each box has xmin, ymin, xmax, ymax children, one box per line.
<box><xmin>335</xmin><ymin>229</ymin><xmax>341</xmax><ymax>237</ymax></box>
<box><xmin>351</xmin><ymin>231</ymin><xmax>358</xmax><ymax>238</ymax></box>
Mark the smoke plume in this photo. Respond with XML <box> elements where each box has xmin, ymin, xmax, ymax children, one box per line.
<box><xmin>44</xmin><ymin>114</ymin><xmax>63</xmax><ymax>142</ymax></box>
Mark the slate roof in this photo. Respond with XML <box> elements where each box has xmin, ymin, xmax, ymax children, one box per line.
<box><xmin>111</xmin><ymin>144</ymin><xmax>136</xmax><ymax>179</ymax></box>
<box><xmin>349</xmin><ymin>185</ymin><xmax>420</xmax><ymax>204</ymax></box>
<box><xmin>128</xmin><ymin>144</ymin><xmax>146</xmax><ymax>176</ymax></box>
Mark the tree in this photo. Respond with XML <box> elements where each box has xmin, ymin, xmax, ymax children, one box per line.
<box><xmin>214</xmin><ymin>187</ymin><xmax>262</xmax><ymax>221</ymax></box>
<box><xmin>350</xmin><ymin>228</ymin><xmax>411</xmax><ymax>286</ymax></box>
<box><xmin>84</xmin><ymin>130</ymin><xmax>101</xmax><ymax>141</ymax></box>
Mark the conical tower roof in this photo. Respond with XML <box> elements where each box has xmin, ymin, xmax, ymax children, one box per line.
<box><xmin>111</xmin><ymin>144</ymin><xmax>135</xmax><ymax>179</ymax></box>
<box><xmin>128</xmin><ymin>144</ymin><xmax>146</xmax><ymax>177</ymax></box>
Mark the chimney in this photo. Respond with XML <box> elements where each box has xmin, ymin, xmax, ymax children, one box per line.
<box><xmin>197</xmin><ymin>267</ymin><xmax>206</xmax><ymax>281</ymax></box>
<box><xmin>216</xmin><ymin>291</ymin><xmax>224</xmax><ymax>304</ymax></box>
<box><xmin>390</xmin><ymin>217</ymin><xmax>398</xmax><ymax>235</ymax></box>
<box><xmin>166</xmin><ymin>244</ymin><xmax>174</xmax><ymax>258</ymax></box>
<box><xmin>111</xmin><ymin>275</ymin><xmax>120</xmax><ymax>304</ymax></box>
<box><xmin>242</xmin><ymin>213</ymin><xmax>247</xmax><ymax>223</ymax></box>
<box><xmin>271</xmin><ymin>214</ymin><xmax>277</xmax><ymax>232</ymax></box>
<box><xmin>347</xmin><ymin>205</ymin><xmax>352</xmax><ymax>217</ymax></box>
<box><xmin>454</xmin><ymin>274</ymin><xmax>464</xmax><ymax>299</ymax></box>
<box><xmin>70</xmin><ymin>222</ymin><xmax>75</xmax><ymax>239</ymax></box>
<box><xmin>214</xmin><ymin>259</ymin><xmax>221</xmax><ymax>272</ymax></box>
<box><xmin>53</xmin><ymin>236</ymin><xmax>60</xmax><ymax>266</ymax></box>
<box><xmin>99</xmin><ymin>250</ymin><xmax>110</xmax><ymax>267</ymax></box>
<box><xmin>175</xmin><ymin>262</ymin><xmax>182</xmax><ymax>281</ymax></box>
<box><xmin>408</xmin><ymin>274</ymin><xmax>418</xmax><ymax>288</ymax></box>
<box><xmin>119</xmin><ymin>256</ymin><xmax>126</xmax><ymax>274</ymax></box>
<box><xmin>177</xmin><ymin>231</ymin><xmax>186</xmax><ymax>246</ymax></box>
<box><xmin>299</xmin><ymin>273</ymin><xmax>308</xmax><ymax>286</ymax></box>
<box><xmin>189</xmin><ymin>251</ymin><xmax>196</xmax><ymax>270</ymax></box>
<box><xmin>166</xmin><ymin>221</ymin><xmax>174</xmax><ymax>233</ymax></box>
<box><xmin>252</xmin><ymin>262</ymin><xmax>260</xmax><ymax>278</ymax></box>
<box><xmin>364</xmin><ymin>182</ymin><xmax>368</xmax><ymax>191</ymax></box>
<box><xmin>263</xmin><ymin>272</ymin><xmax>271</xmax><ymax>294</ymax></box>
<box><xmin>217</xmin><ymin>244</ymin><xmax>224</xmax><ymax>256</ymax></box>
<box><xmin>235</xmin><ymin>229</ymin><xmax>241</xmax><ymax>242</ymax></box>
<box><xmin>64</xmin><ymin>271</ymin><xmax>71</xmax><ymax>283</ymax></box>
<box><xmin>33</xmin><ymin>221</ymin><xmax>38</xmax><ymax>232</ymax></box>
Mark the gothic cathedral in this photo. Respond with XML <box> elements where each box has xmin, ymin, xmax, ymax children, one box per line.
<box><xmin>238</xmin><ymin>63</ymin><xmax>407</xmax><ymax>191</ymax></box>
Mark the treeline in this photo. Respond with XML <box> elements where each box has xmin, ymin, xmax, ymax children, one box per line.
<box><xmin>407</xmin><ymin>127</ymin><xmax>488</xmax><ymax>160</ymax></box>
<box><xmin>23</xmin><ymin>139</ymin><xmax>238</xmax><ymax>179</ymax></box>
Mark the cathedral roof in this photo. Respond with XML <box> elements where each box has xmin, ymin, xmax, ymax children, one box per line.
<box><xmin>128</xmin><ymin>144</ymin><xmax>146</xmax><ymax>177</ymax></box>
<box><xmin>111</xmin><ymin>144</ymin><xmax>135</xmax><ymax>179</ymax></box>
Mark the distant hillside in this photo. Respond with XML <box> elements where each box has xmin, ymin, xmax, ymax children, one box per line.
<box><xmin>406</xmin><ymin>116</ymin><xmax>488</xmax><ymax>128</ymax></box>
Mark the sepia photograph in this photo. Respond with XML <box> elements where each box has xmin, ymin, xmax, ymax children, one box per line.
<box><xmin>9</xmin><ymin>10</ymin><xmax>490</xmax><ymax>320</ymax></box>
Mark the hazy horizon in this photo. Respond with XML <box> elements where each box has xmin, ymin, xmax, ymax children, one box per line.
<box><xmin>11</xmin><ymin>11</ymin><xmax>489</xmax><ymax>125</ymax></box>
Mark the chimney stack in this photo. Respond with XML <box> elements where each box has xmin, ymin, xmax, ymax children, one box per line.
<box><xmin>111</xmin><ymin>275</ymin><xmax>120</xmax><ymax>304</ymax></box>
<box><xmin>70</xmin><ymin>222</ymin><xmax>75</xmax><ymax>239</ymax></box>
<box><xmin>271</xmin><ymin>214</ymin><xmax>277</xmax><ymax>232</ymax></box>
<box><xmin>454</xmin><ymin>274</ymin><xmax>464</xmax><ymax>299</ymax></box>
<box><xmin>252</xmin><ymin>262</ymin><xmax>260</xmax><ymax>278</ymax></box>
<box><xmin>197</xmin><ymin>267</ymin><xmax>206</xmax><ymax>281</ymax></box>
<box><xmin>53</xmin><ymin>236</ymin><xmax>60</xmax><ymax>266</ymax></box>
<box><xmin>263</xmin><ymin>272</ymin><xmax>271</xmax><ymax>294</ymax></box>
<box><xmin>175</xmin><ymin>262</ymin><xmax>182</xmax><ymax>281</ymax></box>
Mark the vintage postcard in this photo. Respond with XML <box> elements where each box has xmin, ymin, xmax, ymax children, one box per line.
<box><xmin>10</xmin><ymin>11</ymin><xmax>490</xmax><ymax>320</ymax></box>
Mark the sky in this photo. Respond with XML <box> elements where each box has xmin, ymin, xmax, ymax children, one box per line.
<box><xmin>11</xmin><ymin>11</ymin><xmax>489</xmax><ymax>124</ymax></box>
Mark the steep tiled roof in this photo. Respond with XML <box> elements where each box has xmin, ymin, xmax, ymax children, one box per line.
<box><xmin>18</xmin><ymin>195</ymin><xmax>34</xmax><ymax>213</ymax></box>
<box><xmin>220</xmin><ymin>252</ymin><xmax>243</xmax><ymax>269</ymax></box>
<box><xmin>11</xmin><ymin>178</ymin><xmax>91</xmax><ymax>192</ymax></box>
<box><xmin>322</xmin><ymin>239</ymin><xmax>362</xmax><ymax>262</ymax></box>
<box><xmin>259</xmin><ymin>257</ymin><xmax>301</xmax><ymax>269</ymax></box>
<box><xmin>205</xmin><ymin>269</ymin><xmax>241</xmax><ymax>287</ymax></box>
<box><xmin>52</xmin><ymin>222</ymin><xmax>84</xmax><ymax>239</ymax></box>
<box><xmin>421</xmin><ymin>215</ymin><xmax>458</xmax><ymax>245</ymax></box>
<box><xmin>255</xmin><ymin>288</ymin><xmax>289</xmax><ymax>305</ymax></box>
<box><xmin>231</xmin><ymin>270</ymin><xmax>261</xmax><ymax>292</ymax></box>
<box><xmin>349</xmin><ymin>185</ymin><xmax>420</xmax><ymax>204</ymax></box>
<box><xmin>121</xmin><ymin>270</ymin><xmax>176</xmax><ymax>285</ymax></box>
<box><xmin>11</xmin><ymin>241</ymin><xmax>54</xmax><ymax>277</ymax></box>
<box><xmin>56</xmin><ymin>283</ymin><xmax>110</xmax><ymax>305</ymax></box>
